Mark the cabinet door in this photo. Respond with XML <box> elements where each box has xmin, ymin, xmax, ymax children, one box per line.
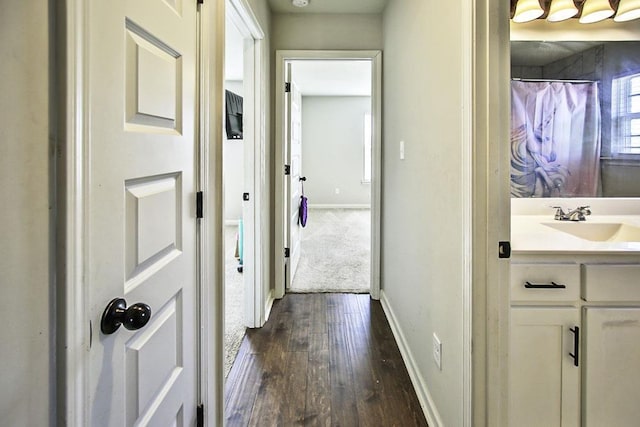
<box><xmin>583</xmin><ymin>307</ymin><xmax>640</xmax><ymax>427</ymax></box>
<box><xmin>510</xmin><ymin>307</ymin><xmax>580</xmax><ymax>427</ymax></box>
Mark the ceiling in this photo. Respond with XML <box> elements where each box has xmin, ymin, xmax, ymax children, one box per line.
<box><xmin>511</xmin><ymin>41</ymin><xmax>602</xmax><ymax>67</ymax></box>
<box><xmin>267</xmin><ymin>0</ymin><xmax>388</xmax><ymax>14</ymax></box>
<box><xmin>291</xmin><ymin>60</ymin><xmax>372</xmax><ymax>96</ymax></box>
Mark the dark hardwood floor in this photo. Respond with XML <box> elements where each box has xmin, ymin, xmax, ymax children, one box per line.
<box><xmin>224</xmin><ymin>293</ymin><xmax>428</xmax><ymax>426</ymax></box>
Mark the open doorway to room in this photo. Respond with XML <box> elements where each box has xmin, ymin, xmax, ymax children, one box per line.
<box><xmin>222</xmin><ymin>13</ymin><xmax>246</xmax><ymax>379</ymax></box>
<box><xmin>274</xmin><ymin>51</ymin><xmax>382</xmax><ymax>299</ymax></box>
<box><xmin>288</xmin><ymin>60</ymin><xmax>373</xmax><ymax>293</ymax></box>
<box><xmin>222</xmin><ymin>1</ymin><xmax>267</xmax><ymax>379</ymax></box>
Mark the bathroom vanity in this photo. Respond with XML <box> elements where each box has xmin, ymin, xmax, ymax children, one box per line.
<box><xmin>509</xmin><ymin>199</ymin><xmax>640</xmax><ymax>426</ymax></box>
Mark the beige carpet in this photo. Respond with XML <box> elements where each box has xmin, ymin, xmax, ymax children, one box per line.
<box><xmin>224</xmin><ymin>225</ymin><xmax>245</xmax><ymax>379</ymax></box>
<box><xmin>290</xmin><ymin>208</ymin><xmax>371</xmax><ymax>293</ymax></box>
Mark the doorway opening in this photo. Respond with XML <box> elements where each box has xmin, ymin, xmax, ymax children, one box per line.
<box><xmin>222</xmin><ymin>13</ymin><xmax>245</xmax><ymax>379</ymax></box>
<box><xmin>287</xmin><ymin>60</ymin><xmax>373</xmax><ymax>293</ymax></box>
<box><xmin>274</xmin><ymin>51</ymin><xmax>382</xmax><ymax>300</ymax></box>
<box><xmin>222</xmin><ymin>0</ymin><xmax>266</xmax><ymax>379</ymax></box>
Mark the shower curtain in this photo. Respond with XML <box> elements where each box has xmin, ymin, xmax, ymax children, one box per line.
<box><xmin>510</xmin><ymin>81</ymin><xmax>601</xmax><ymax>198</ymax></box>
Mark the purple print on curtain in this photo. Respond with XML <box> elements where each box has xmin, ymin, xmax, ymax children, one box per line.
<box><xmin>510</xmin><ymin>81</ymin><xmax>601</xmax><ymax>197</ymax></box>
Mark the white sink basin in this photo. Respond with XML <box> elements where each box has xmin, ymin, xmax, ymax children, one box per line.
<box><xmin>542</xmin><ymin>222</ymin><xmax>640</xmax><ymax>242</ymax></box>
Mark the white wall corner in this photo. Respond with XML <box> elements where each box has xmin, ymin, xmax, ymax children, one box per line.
<box><xmin>380</xmin><ymin>291</ymin><xmax>444</xmax><ymax>427</ymax></box>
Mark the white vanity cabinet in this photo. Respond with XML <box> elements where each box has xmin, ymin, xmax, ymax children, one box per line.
<box><xmin>509</xmin><ymin>307</ymin><xmax>580</xmax><ymax>427</ymax></box>
<box><xmin>509</xmin><ymin>258</ymin><xmax>640</xmax><ymax>427</ymax></box>
<box><xmin>509</xmin><ymin>262</ymin><xmax>581</xmax><ymax>427</ymax></box>
<box><xmin>581</xmin><ymin>263</ymin><xmax>640</xmax><ymax>426</ymax></box>
<box><xmin>583</xmin><ymin>307</ymin><xmax>640</xmax><ymax>426</ymax></box>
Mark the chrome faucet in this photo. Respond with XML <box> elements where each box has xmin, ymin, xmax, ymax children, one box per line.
<box><xmin>567</xmin><ymin>206</ymin><xmax>591</xmax><ymax>221</ymax></box>
<box><xmin>552</xmin><ymin>206</ymin><xmax>591</xmax><ymax>221</ymax></box>
<box><xmin>552</xmin><ymin>206</ymin><xmax>567</xmax><ymax>221</ymax></box>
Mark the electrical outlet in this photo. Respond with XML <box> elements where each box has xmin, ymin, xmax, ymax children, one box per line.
<box><xmin>433</xmin><ymin>333</ymin><xmax>442</xmax><ymax>371</ymax></box>
<box><xmin>335</xmin><ymin>188</ymin><xmax>340</xmax><ymax>194</ymax></box>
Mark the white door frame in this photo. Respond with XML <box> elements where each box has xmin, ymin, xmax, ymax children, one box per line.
<box><xmin>60</xmin><ymin>1</ymin><xmax>225</xmax><ymax>424</ymax></box>
<box><xmin>274</xmin><ymin>50</ymin><xmax>382</xmax><ymax>300</ymax></box>
<box><xmin>199</xmin><ymin>1</ymin><xmax>225</xmax><ymax>425</ymax></box>
<box><xmin>473</xmin><ymin>0</ymin><xmax>511</xmax><ymax>425</ymax></box>
<box><xmin>59</xmin><ymin>2</ymin><xmax>89</xmax><ymax>424</ymax></box>
<box><xmin>225</xmin><ymin>0</ymin><xmax>267</xmax><ymax>329</ymax></box>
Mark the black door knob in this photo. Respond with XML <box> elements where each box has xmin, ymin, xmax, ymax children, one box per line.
<box><xmin>101</xmin><ymin>298</ymin><xmax>152</xmax><ymax>335</ymax></box>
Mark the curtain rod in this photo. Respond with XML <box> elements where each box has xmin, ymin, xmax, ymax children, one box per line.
<box><xmin>511</xmin><ymin>78</ymin><xmax>598</xmax><ymax>83</ymax></box>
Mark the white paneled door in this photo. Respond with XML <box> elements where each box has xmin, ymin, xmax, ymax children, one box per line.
<box><xmin>285</xmin><ymin>67</ymin><xmax>303</xmax><ymax>289</ymax></box>
<box><xmin>88</xmin><ymin>0</ymin><xmax>199</xmax><ymax>425</ymax></box>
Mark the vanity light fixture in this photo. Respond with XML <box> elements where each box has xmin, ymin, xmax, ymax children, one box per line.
<box><xmin>513</xmin><ymin>0</ymin><xmax>545</xmax><ymax>22</ymax></box>
<box><xmin>579</xmin><ymin>0</ymin><xmax>615</xmax><ymax>23</ymax></box>
<box><xmin>292</xmin><ymin>0</ymin><xmax>309</xmax><ymax>7</ymax></box>
<box><xmin>547</xmin><ymin>0</ymin><xmax>579</xmax><ymax>22</ymax></box>
<box><xmin>614</xmin><ymin>0</ymin><xmax>640</xmax><ymax>21</ymax></box>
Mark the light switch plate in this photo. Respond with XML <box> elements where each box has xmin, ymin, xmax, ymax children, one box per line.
<box><xmin>400</xmin><ymin>140</ymin><xmax>405</xmax><ymax>160</ymax></box>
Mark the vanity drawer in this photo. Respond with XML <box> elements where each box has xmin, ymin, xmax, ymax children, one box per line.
<box><xmin>511</xmin><ymin>263</ymin><xmax>580</xmax><ymax>302</ymax></box>
<box><xmin>582</xmin><ymin>264</ymin><xmax>640</xmax><ymax>302</ymax></box>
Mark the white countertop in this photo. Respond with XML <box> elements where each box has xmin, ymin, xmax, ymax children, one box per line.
<box><xmin>511</xmin><ymin>215</ymin><xmax>640</xmax><ymax>254</ymax></box>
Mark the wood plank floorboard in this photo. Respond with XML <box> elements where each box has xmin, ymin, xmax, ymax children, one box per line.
<box><xmin>224</xmin><ymin>293</ymin><xmax>428</xmax><ymax>427</ymax></box>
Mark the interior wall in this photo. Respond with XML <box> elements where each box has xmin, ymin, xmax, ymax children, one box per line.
<box><xmin>224</xmin><ymin>80</ymin><xmax>244</xmax><ymax>221</ymax></box>
<box><xmin>301</xmin><ymin>96</ymin><xmax>371</xmax><ymax>206</ymax></box>
<box><xmin>0</xmin><ymin>0</ymin><xmax>53</xmax><ymax>425</ymax></box>
<box><xmin>271</xmin><ymin>13</ymin><xmax>383</xmax><ymax>51</ymax></box>
<box><xmin>382</xmin><ymin>0</ymin><xmax>465</xmax><ymax>425</ymax></box>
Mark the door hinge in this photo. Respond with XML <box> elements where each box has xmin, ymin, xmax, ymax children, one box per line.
<box><xmin>243</xmin><ymin>192</ymin><xmax>250</xmax><ymax>201</ymax></box>
<box><xmin>284</xmin><ymin>247</ymin><xmax>290</xmax><ymax>258</ymax></box>
<box><xmin>285</xmin><ymin>82</ymin><xmax>291</xmax><ymax>93</ymax></box>
<box><xmin>284</xmin><ymin>164</ymin><xmax>291</xmax><ymax>175</ymax></box>
<box><xmin>196</xmin><ymin>191</ymin><xmax>203</xmax><ymax>219</ymax></box>
<box><xmin>196</xmin><ymin>404</ymin><xmax>204</xmax><ymax>427</ymax></box>
<box><xmin>498</xmin><ymin>241</ymin><xmax>511</xmax><ymax>259</ymax></box>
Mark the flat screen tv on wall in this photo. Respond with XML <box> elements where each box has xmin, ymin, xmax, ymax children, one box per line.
<box><xmin>225</xmin><ymin>90</ymin><xmax>243</xmax><ymax>140</ymax></box>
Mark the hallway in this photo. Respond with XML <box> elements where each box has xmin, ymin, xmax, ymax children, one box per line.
<box><xmin>224</xmin><ymin>293</ymin><xmax>427</xmax><ymax>426</ymax></box>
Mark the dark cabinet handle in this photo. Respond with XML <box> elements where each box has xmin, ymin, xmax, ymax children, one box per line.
<box><xmin>101</xmin><ymin>298</ymin><xmax>152</xmax><ymax>335</ymax></box>
<box><xmin>524</xmin><ymin>281</ymin><xmax>566</xmax><ymax>289</ymax></box>
<box><xmin>569</xmin><ymin>326</ymin><xmax>580</xmax><ymax>367</ymax></box>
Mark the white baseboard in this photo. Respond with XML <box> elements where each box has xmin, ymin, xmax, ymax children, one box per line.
<box><xmin>264</xmin><ymin>290</ymin><xmax>275</xmax><ymax>324</ymax></box>
<box><xmin>308</xmin><ymin>204</ymin><xmax>371</xmax><ymax>209</ymax></box>
<box><xmin>225</xmin><ymin>219</ymin><xmax>240</xmax><ymax>226</ymax></box>
<box><xmin>380</xmin><ymin>290</ymin><xmax>443</xmax><ymax>427</ymax></box>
